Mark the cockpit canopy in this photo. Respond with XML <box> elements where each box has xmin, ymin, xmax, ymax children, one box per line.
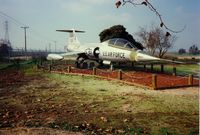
<box><xmin>107</xmin><ymin>38</ymin><xmax>137</xmax><ymax>50</ymax></box>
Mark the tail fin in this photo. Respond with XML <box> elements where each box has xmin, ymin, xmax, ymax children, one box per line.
<box><xmin>56</xmin><ymin>29</ymin><xmax>85</xmax><ymax>48</ymax></box>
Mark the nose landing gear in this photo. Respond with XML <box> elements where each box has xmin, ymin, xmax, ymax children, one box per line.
<box><xmin>76</xmin><ymin>56</ymin><xmax>85</xmax><ymax>68</ymax></box>
<box><xmin>76</xmin><ymin>56</ymin><xmax>99</xmax><ymax>69</ymax></box>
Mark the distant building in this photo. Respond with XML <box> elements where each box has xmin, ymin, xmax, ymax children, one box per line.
<box><xmin>0</xmin><ymin>38</ymin><xmax>12</xmax><ymax>57</ymax></box>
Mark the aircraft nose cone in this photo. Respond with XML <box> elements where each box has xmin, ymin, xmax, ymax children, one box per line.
<box><xmin>129</xmin><ymin>50</ymin><xmax>160</xmax><ymax>62</ymax></box>
<box><xmin>135</xmin><ymin>50</ymin><xmax>160</xmax><ymax>61</ymax></box>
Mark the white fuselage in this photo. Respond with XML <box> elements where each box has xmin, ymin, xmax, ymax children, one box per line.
<box><xmin>68</xmin><ymin>41</ymin><xmax>132</xmax><ymax>62</ymax></box>
<box><xmin>47</xmin><ymin>30</ymin><xmax>163</xmax><ymax>63</ymax></box>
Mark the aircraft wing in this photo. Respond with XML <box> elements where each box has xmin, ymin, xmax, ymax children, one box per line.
<box><xmin>136</xmin><ymin>59</ymin><xmax>183</xmax><ymax>65</ymax></box>
<box><xmin>159</xmin><ymin>58</ymin><xmax>183</xmax><ymax>64</ymax></box>
<box><xmin>60</xmin><ymin>51</ymin><xmax>84</xmax><ymax>56</ymax></box>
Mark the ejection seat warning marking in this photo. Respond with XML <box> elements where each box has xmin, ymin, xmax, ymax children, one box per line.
<box><xmin>103</xmin><ymin>52</ymin><xmax>125</xmax><ymax>59</ymax></box>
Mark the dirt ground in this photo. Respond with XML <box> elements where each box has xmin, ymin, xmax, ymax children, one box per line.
<box><xmin>0</xmin><ymin>127</ymin><xmax>82</xmax><ymax>135</ymax></box>
<box><xmin>0</xmin><ymin>68</ymin><xmax>199</xmax><ymax>134</ymax></box>
<box><xmin>160</xmin><ymin>86</ymin><xmax>199</xmax><ymax>95</ymax></box>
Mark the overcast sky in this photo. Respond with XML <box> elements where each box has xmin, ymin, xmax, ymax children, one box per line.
<box><xmin>0</xmin><ymin>0</ymin><xmax>199</xmax><ymax>51</ymax></box>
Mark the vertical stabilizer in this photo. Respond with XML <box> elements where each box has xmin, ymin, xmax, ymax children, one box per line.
<box><xmin>56</xmin><ymin>29</ymin><xmax>85</xmax><ymax>51</ymax></box>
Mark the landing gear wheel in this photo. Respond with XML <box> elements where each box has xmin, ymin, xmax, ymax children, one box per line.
<box><xmin>98</xmin><ymin>60</ymin><xmax>104</xmax><ymax>67</ymax></box>
<box><xmin>76</xmin><ymin>56</ymin><xmax>86</xmax><ymax>68</ymax></box>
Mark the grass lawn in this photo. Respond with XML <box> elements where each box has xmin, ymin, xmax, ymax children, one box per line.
<box><xmin>143</xmin><ymin>64</ymin><xmax>199</xmax><ymax>76</ymax></box>
<box><xmin>0</xmin><ymin>66</ymin><xmax>198</xmax><ymax>134</ymax></box>
<box><xmin>0</xmin><ymin>62</ymin><xmax>13</xmax><ymax>70</ymax></box>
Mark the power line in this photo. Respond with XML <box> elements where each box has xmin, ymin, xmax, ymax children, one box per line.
<box><xmin>0</xmin><ymin>10</ymin><xmax>58</xmax><ymax>49</ymax></box>
<box><xmin>29</xmin><ymin>28</ymin><xmax>55</xmax><ymax>43</ymax></box>
<box><xmin>0</xmin><ymin>10</ymin><xmax>27</xmax><ymax>27</ymax></box>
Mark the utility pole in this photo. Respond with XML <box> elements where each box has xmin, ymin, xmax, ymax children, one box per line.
<box><xmin>21</xmin><ymin>26</ymin><xmax>29</xmax><ymax>52</ymax></box>
<box><xmin>49</xmin><ymin>43</ymin><xmax>51</xmax><ymax>52</ymax></box>
<box><xmin>54</xmin><ymin>41</ymin><xmax>57</xmax><ymax>52</ymax></box>
<box><xmin>4</xmin><ymin>21</ymin><xmax>10</xmax><ymax>44</ymax></box>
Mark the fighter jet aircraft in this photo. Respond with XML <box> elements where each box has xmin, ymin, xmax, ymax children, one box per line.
<box><xmin>47</xmin><ymin>29</ymin><xmax>178</xmax><ymax>68</ymax></box>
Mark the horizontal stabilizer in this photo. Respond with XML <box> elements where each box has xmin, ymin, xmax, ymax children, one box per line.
<box><xmin>56</xmin><ymin>30</ymin><xmax>85</xmax><ymax>33</ymax></box>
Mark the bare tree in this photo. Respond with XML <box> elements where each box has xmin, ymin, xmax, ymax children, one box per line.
<box><xmin>136</xmin><ymin>26</ymin><xmax>176</xmax><ymax>58</ymax></box>
<box><xmin>157</xmin><ymin>31</ymin><xmax>176</xmax><ymax>58</ymax></box>
<box><xmin>136</xmin><ymin>27</ymin><xmax>157</xmax><ymax>55</ymax></box>
<box><xmin>115</xmin><ymin>0</ymin><xmax>185</xmax><ymax>35</ymax></box>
